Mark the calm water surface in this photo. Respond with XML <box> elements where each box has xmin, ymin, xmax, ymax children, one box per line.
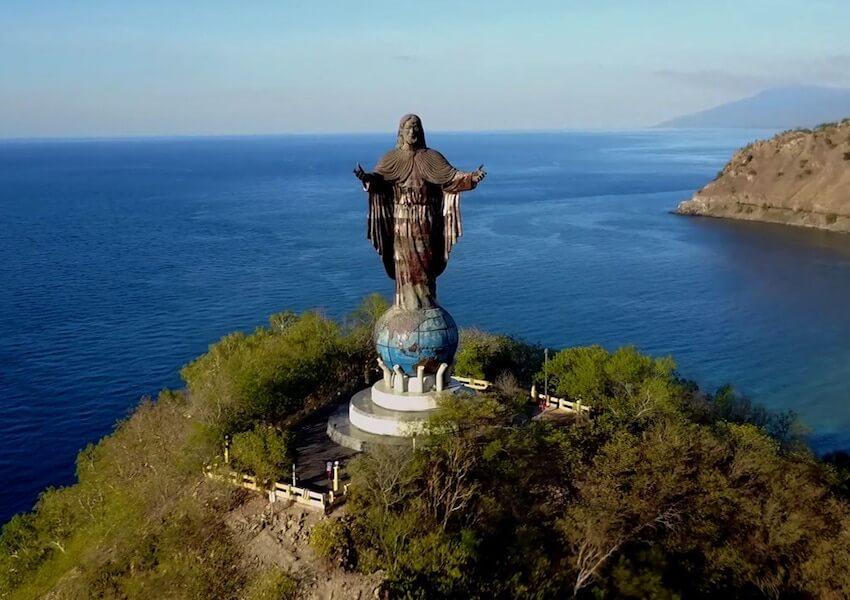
<box><xmin>2</xmin><ymin>130</ymin><xmax>850</xmax><ymax>522</ymax></box>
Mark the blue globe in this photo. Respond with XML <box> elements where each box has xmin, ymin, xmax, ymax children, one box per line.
<box><xmin>374</xmin><ymin>305</ymin><xmax>459</xmax><ymax>375</ymax></box>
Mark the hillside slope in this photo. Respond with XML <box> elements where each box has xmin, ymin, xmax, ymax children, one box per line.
<box><xmin>676</xmin><ymin>120</ymin><xmax>850</xmax><ymax>232</ymax></box>
<box><xmin>658</xmin><ymin>86</ymin><xmax>850</xmax><ymax>129</ymax></box>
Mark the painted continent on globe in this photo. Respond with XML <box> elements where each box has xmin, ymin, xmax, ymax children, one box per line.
<box><xmin>374</xmin><ymin>305</ymin><xmax>459</xmax><ymax>375</ymax></box>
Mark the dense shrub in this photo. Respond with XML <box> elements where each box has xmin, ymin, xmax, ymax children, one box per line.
<box><xmin>242</xmin><ymin>568</ymin><xmax>297</xmax><ymax>600</ymax></box>
<box><xmin>5</xmin><ymin>302</ymin><xmax>850</xmax><ymax>599</ymax></box>
<box><xmin>181</xmin><ymin>311</ymin><xmax>350</xmax><ymax>434</ymax></box>
<box><xmin>0</xmin><ymin>298</ymin><xmax>388</xmax><ymax>599</ymax></box>
<box><xmin>310</xmin><ymin>517</ymin><xmax>353</xmax><ymax>567</ymax></box>
<box><xmin>454</xmin><ymin>329</ymin><xmax>543</xmax><ymax>385</ymax></box>
<box><xmin>345</xmin><ymin>345</ymin><xmax>850</xmax><ymax>598</ymax></box>
<box><xmin>0</xmin><ymin>391</ymin><xmax>246</xmax><ymax>599</ymax></box>
<box><xmin>230</xmin><ymin>424</ymin><xmax>294</xmax><ymax>484</ymax></box>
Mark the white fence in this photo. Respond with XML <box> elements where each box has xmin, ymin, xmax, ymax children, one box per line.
<box><xmin>452</xmin><ymin>375</ymin><xmax>595</xmax><ymax>416</ymax></box>
<box><xmin>204</xmin><ymin>465</ymin><xmax>345</xmax><ymax>513</ymax></box>
<box><xmin>450</xmin><ymin>375</ymin><xmax>491</xmax><ymax>391</ymax></box>
<box><xmin>530</xmin><ymin>385</ymin><xmax>593</xmax><ymax>415</ymax></box>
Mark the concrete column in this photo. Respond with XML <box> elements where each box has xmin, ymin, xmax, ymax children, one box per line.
<box><xmin>436</xmin><ymin>363</ymin><xmax>448</xmax><ymax>391</ymax></box>
<box><xmin>333</xmin><ymin>460</ymin><xmax>340</xmax><ymax>492</ymax></box>
<box><xmin>393</xmin><ymin>365</ymin><xmax>406</xmax><ymax>393</ymax></box>
<box><xmin>377</xmin><ymin>357</ymin><xmax>392</xmax><ymax>386</ymax></box>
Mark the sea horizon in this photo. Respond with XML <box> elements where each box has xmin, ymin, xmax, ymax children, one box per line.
<box><xmin>0</xmin><ymin>125</ymin><xmax>784</xmax><ymax>144</ymax></box>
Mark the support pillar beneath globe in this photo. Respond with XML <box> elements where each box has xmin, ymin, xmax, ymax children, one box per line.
<box><xmin>326</xmin><ymin>304</ymin><xmax>467</xmax><ymax>451</ymax></box>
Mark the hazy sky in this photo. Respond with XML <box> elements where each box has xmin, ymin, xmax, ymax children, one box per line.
<box><xmin>2</xmin><ymin>1</ymin><xmax>849</xmax><ymax>137</ymax></box>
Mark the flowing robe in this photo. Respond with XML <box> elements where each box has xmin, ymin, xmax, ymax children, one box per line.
<box><xmin>363</xmin><ymin>148</ymin><xmax>477</xmax><ymax>310</ymax></box>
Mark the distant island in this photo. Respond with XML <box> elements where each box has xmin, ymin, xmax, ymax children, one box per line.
<box><xmin>676</xmin><ymin>119</ymin><xmax>850</xmax><ymax>232</ymax></box>
<box><xmin>657</xmin><ymin>85</ymin><xmax>850</xmax><ymax>129</ymax></box>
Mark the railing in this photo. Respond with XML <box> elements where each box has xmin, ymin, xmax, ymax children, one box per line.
<box><xmin>450</xmin><ymin>375</ymin><xmax>491</xmax><ymax>391</ymax></box>
<box><xmin>452</xmin><ymin>375</ymin><xmax>595</xmax><ymax>416</ymax></box>
<box><xmin>204</xmin><ymin>465</ymin><xmax>346</xmax><ymax>513</ymax></box>
<box><xmin>530</xmin><ymin>385</ymin><xmax>592</xmax><ymax>415</ymax></box>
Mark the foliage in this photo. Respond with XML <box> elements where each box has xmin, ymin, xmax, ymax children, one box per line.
<box><xmin>180</xmin><ymin>310</ymin><xmax>351</xmax><ymax>435</ymax></box>
<box><xmin>242</xmin><ymin>568</ymin><xmax>298</xmax><ymax>600</ymax></box>
<box><xmin>345</xmin><ymin>345</ymin><xmax>850</xmax><ymax>598</ymax></box>
<box><xmin>5</xmin><ymin>301</ymin><xmax>850</xmax><ymax>599</ymax></box>
<box><xmin>310</xmin><ymin>518</ymin><xmax>352</xmax><ymax>567</ymax></box>
<box><xmin>0</xmin><ymin>391</ymin><xmax>246</xmax><ymax>599</ymax></box>
<box><xmin>539</xmin><ymin>345</ymin><xmax>684</xmax><ymax>427</ymax></box>
<box><xmin>344</xmin><ymin>292</ymin><xmax>390</xmax><ymax>368</ymax></box>
<box><xmin>454</xmin><ymin>328</ymin><xmax>543</xmax><ymax>386</ymax></box>
<box><xmin>230</xmin><ymin>424</ymin><xmax>294</xmax><ymax>484</ymax></box>
<box><xmin>0</xmin><ymin>298</ymin><xmax>384</xmax><ymax>599</ymax></box>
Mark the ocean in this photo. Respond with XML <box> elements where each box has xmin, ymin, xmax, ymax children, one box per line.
<box><xmin>2</xmin><ymin>129</ymin><xmax>850</xmax><ymax>522</ymax></box>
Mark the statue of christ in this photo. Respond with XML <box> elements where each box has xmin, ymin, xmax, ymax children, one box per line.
<box><xmin>354</xmin><ymin>114</ymin><xmax>486</xmax><ymax>310</ymax></box>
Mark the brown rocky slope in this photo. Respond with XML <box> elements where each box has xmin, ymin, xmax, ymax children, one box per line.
<box><xmin>676</xmin><ymin>119</ymin><xmax>850</xmax><ymax>232</ymax></box>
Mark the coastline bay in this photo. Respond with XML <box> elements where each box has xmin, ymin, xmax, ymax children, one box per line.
<box><xmin>2</xmin><ymin>129</ymin><xmax>850</xmax><ymax>522</ymax></box>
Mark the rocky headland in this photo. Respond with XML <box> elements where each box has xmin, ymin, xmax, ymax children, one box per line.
<box><xmin>676</xmin><ymin>119</ymin><xmax>850</xmax><ymax>232</ymax></box>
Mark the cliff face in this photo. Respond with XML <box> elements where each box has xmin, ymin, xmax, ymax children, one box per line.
<box><xmin>676</xmin><ymin>119</ymin><xmax>850</xmax><ymax>232</ymax></box>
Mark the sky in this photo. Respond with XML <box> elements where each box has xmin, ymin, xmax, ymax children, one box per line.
<box><xmin>1</xmin><ymin>0</ymin><xmax>850</xmax><ymax>138</ymax></box>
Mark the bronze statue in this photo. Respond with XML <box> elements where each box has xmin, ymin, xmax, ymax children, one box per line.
<box><xmin>354</xmin><ymin>114</ymin><xmax>486</xmax><ymax>310</ymax></box>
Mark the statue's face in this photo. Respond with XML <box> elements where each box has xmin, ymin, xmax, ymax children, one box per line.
<box><xmin>401</xmin><ymin>118</ymin><xmax>422</xmax><ymax>147</ymax></box>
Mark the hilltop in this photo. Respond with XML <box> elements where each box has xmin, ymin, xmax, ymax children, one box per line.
<box><xmin>658</xmin><ymin>86</ymin><xmax>850</xmax><ymax>129</ymax></box>
<box><xmin>676</xmin><ymin>119</ymin><xmax>850</xmax><ymax>232</ymax></box>
<box><xmin>3</xmin><ymin>301</ymin><xmax>850</xmax><ymax>598</ymax></box>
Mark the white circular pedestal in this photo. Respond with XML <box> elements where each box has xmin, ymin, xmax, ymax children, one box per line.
<box><xmin>331</xmin><ymin>380</ymin><xmax>468</xmax><ymax>448</ymax></box>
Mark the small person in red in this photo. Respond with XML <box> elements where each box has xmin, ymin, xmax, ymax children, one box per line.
<box><xmin>326</xmin><ymin>461</ymin><xmax>333</xmax><ymax>482</ymax></box>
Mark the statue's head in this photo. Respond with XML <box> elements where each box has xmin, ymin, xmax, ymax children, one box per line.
<box><xmin>396</xmin><ymin>114</ymin><xmax>426</xmax><ymax>151</ymax></box>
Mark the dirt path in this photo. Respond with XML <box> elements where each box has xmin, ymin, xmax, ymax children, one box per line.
<box><xmin>227</xmin><ymin>496</ymin><xmax>383</xmax><ymax>599</ymax></box>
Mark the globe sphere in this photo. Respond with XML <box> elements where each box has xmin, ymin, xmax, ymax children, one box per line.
<box><xmin>374</xmin><ymin>305</ymin><xmax>458</xmax><ymax>375</ymax></box>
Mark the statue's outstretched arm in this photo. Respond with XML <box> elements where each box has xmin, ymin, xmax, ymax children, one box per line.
<box><xmin>354</xmin><ymin>163</ymin><xmax>385</xmax><ymax>191</ymax></box>
<box><xmin>442</xmin><ymin>165</ymin><xmax>486</xmax><ymax>193</ymax></box>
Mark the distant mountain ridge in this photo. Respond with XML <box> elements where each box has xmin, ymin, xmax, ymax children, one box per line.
<box><xmin>657</xmin><ymin>86</ymin><xmax>850</xmax><ymax>129</ymax></box>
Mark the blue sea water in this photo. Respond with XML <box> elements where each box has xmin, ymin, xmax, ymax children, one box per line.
<box><xmin>2</xmin><ymin>130</ymin><xmax>850</xmax><ymax>523</ymax></box>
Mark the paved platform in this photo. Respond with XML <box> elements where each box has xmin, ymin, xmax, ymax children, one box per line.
<box><xmin>293</xmin><ymin>403</ymin><xmax>359</xmax><ymax>491</ymax></box>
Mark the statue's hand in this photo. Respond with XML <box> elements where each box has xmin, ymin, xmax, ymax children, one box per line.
<box><xmin>472</xmin><ymin>164</ymin><xmax>487</xmax><ymax>184</ymax></box>
<box><xmin>354</xmin><ymin>163</ymin><xmax>369</xmax><ymax>183</ymax></box>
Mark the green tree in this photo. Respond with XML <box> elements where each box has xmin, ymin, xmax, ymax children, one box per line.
<box><xmin>230</xmin><ymin>424</ymin><xmax>294</xmax><ymax>484</ymax></box>
<box><xmin>454</xmin><ymin>329</ymin><xmax>543</xmax><ymax>385</ymax></box>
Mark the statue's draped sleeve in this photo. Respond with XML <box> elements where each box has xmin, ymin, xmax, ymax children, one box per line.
<box><xmin>363</xmin><ymin>174</ymin><xmax>395</xmax><ymax>280</ymax></box>
<box><xmin>365</xmin><ymin>148</ymin><xmax>478</xmax><ymax>284</ymax></box>
<box><xmin>440</xmin><ymin>170</ymin><xmax>476</xmax><ymax>262</ymax></box>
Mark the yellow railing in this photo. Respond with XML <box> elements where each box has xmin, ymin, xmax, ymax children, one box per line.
<box><xmin>204</xmin><ymin>465</ymin><xmax>346</xmax><ymax>513</ymax></box>
<box><xmin>530</xmin><ymin>385</ymin><xmax>592</xmax><ymax>415</ymax></box>
<box><xmin>450</xmin><ymin>375</ymin><xmax>491</xmax><ymax>390</ymax></box>
<box><xmin>452</xmin><ymin>376</ymin><xmax>595</xmax><ymax>416</ymax></box>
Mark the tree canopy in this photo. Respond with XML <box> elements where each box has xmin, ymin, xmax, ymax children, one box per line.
<box><xmin>4</xmin><ymin>301</ymin><xmax>850</xmax><ymax>599</ymax></box>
